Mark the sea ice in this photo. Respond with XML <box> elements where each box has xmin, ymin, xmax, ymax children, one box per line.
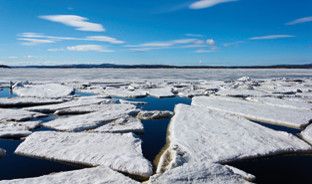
<box><xmin>216</xmin><ymin>88</ymin><xmax>270</xmax><ymax>97</ymax></box>
<box><xmin>25</xmin><ymin>96</ymin><xmax>114</xmax><ymax>113</ymax></box>
<box><xmin>0</xmin><ymin>108</ymin><xmax>47</xmax><ymax>122</ymax></box>
<box><xmin>119</xmin><ymin>99</ymin><xmax>148</xmax><ymax>105</ymax></box>
<box><xmin>157</xmin><ymin>104</ymin><xmax>311</xmax><ymax>173</ymax></box>
<box><xmin>0</xmin><ymin>97</ymin><xmax>65</xmax><ymax>108</ymax></box>
<box><xmin>0</xmin><ymin>166</ymin><xmax>140</xmax><ymax>184</ymax></box>
<box><xmin>246</xmin><ymin>97</ymin><xmax>312</xmax><ymax>110</ymax></box>
<box><xmin>89</xmin><ymin>116</ymin><xmax>144</xmax><ymax>134</ymax></box>
<box><xmin>137</xmin><ymin>110</ymin><xmax>173</xmax><ymax>120</ymax></box>
<box><xmin>13</xmin><ymin>83</ymin><xmax>74</xmax><ymax>98</ymax></box>
<box><xmin>44</xmin><ymin>105</ymin><xmax>139</xmax><ymax>132</ymax></box>
<box><xmin>15</xmin><ymin>131</ymin><xmax>153</xmax><ymax>177</ymax></box>
<box><xmin>192</xmin><ymin>96</ymin><xmax>312</xmax><ymax>129</ymax></box>
<box><xmin>0</xmin><ymin>148</ymin><xmax>5</xmax><ymax>158</ymax></box>
<box><xmin>145</xmin><ymin>86</ymin><xmax>175</xmax><ymax>98</ymax></box>
<box><xmin>101</xmin><ymin>87</ymin><xmax>148</xmax><ymax>98</ymax></box>
<box><xmin>301</xmin><ymin>124</ymin><xmax>312</xmax><ymax>145</ymax></box>
<box><xmin>148</xmin><ymin>162</ymin><xmax>252</xmax><ymax>184</ymax></box>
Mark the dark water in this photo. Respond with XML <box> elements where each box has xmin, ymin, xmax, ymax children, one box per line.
<box><xmin>250</xmin><ymin>120</ymin><xmax>302</xmax><ymax>135</ymax></box>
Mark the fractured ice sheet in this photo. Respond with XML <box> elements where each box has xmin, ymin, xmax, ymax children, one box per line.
<box><xmin>25</xmin><ymin>96</ymin><xmax>114</xmax><ymax>113</ymax></box>
<box><xmin>137</xmin><ymin>110</ymin><xmax>173</xmax><ymax>120</ymax></box>
<box><xmin>101</xmin><ymin>87</ymin><xmax>147</xmax><ymax>98</ymax></box>
<box><xmin>0</xmin><ymin>148</ymin><xmax>5</xmax><ymax>158</ymax></box>
<box><xmin>15</xmin><ymin>131</ymin><xmax>153</xmax><ymax>177</ymax></box>
<box><xmin>0</xmin><ymin>166</ymin><xmax>140</xmax><ymax>184</ymax></box>
<box><xmin>148</xmin><ymin>162</ymin><xmax>252</xmax><ymax>184</ymax></box>
<box><xmin>301</xmin><ymin>124</ymin><xmax>312</xmax><ymax>145</ymax></box>
<box><xmin>89</xmin><ymin>116</ymin><xmax>144</xmax><ymax>134</ymax></box>
<box><xmin>157</xmin><ymin>104</ymin><xmax>311</xmax><ymax>173</ymax></box>
<box><xmin>44</xmin><ymin>105</ymin><xmax>139</xmax><ymax>132</ymax></box>
<box><xmin>0</xmin><ymin>97</ymin><xmax>65</xmax><ymax>108</ymax></box>
<box><xmin>246</xmin><ymin>97</ymin><xmax>312</xmax><ymax>111</ymax></box>
<box><xmin>14</xmin><ymin>83</ymin><xmax>74</xmax><ymax>98</ymax></box>
<box><xmin>145</xmin><ymin>86</ymin><xmax>175</xmax><ymax>98</ymax></box>
<box><xmin>192</xmin><ymin>96</ymin><xmax>312</xmax><ymax>129</ymax></box>
<box><xmin>119</xmin><ymin>99</ymin><xmax>148</xmax><ymax>105</ymax></box>
<box><xmin>0</xmin><ymin>121</ymin><xmax>41</xmax><ymax>138</ymax></box>
<box><xmin>0</xmin><ymin>108</ymin><xmax>47</xmax><ymax>122</ymax></box>
<box><xmin>216</xmin><ymin>88</ymin><xmax>270</xmax><ymax>98</ymax></box>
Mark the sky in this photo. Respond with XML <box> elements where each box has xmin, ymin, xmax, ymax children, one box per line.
<box><xmin>0</xmin><ymin>0</ymin><xmax>311</xmax><ymax>66</ymax></box>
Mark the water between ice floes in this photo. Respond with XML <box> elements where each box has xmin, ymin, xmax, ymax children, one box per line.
<box><xmin>1</xmin><ymin>88</ymin><xmax>312</xmax><ymax>184</ymax></box>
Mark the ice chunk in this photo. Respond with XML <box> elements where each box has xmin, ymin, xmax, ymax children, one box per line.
<box><xmin>237</xmin><ymin>76</ymin><xmax>251</xmax><ymax>82</ymax></box>
<box><xmin>157</xmin><ymin>104</ymin><xmax>311</xmax><ymax>173</ymax></box>
<box><xmin>14</xmin><ymin>83</ymin><xmax>74</xmax><ymax>98</ymax></box>
<box><xmin>102</xmin><ymin>87</ymin><xmax>148</xmax><ymax>98</ymax></box>
<box><xmin>192</xmin><ymin>96</ymin><xmax>312</xmax><ymax>129</ymax></box>
<box><xmin>0</xmin><ymin>121</ymin><xmax>42</xmax><ymax>138</ymax></box>
<box><xmin>148</xmin><ymin>162</ymin><xmax>252</xmax><ymax>184</ymax></box>
<box><xmin>145</xmin><ymin>86</ymin><xmax>175</xmax><ymax>98</ymax></box>
<box><xmin>0</xmin><ymin>97</ymin><xmax>65</xmax><ymax>108</ymax></box>
<box><xmin>89</xmin><ymin>116</ymin><xmax>144</xmax><ymax>134</ymax></box>
<box><xmin>25</xmin><ymin>96</ymin><xmax>115</xmax><ymax>113</ymax></box>
<box><xmin>119</xmin><ymin>99</ymin><xmax>148</xmax><ymax>105</ymax></box>
<box><xmin>15</xmin><ymin>131</ymin><xmax>153</xmax><ymax>177</ymax></box>
<box><xmin>216</xmin><ymin>88</ymin><xmax>270</xmax><ymax>98</ymax></box>
<box><xmin>0</xmin><ymin>108</ymin><xmax>47</xmax><ymax>122</ymax></box>
<box><xmin>0</xmin><ymin>148</ymin><xmax>5</xmax><ymax>158</ymax></box>
<box><xmin>225</xmin><ymin>165</ymin><xmax>256</xmax><ymax>181</ymax></box>
<box><xmin>44</xmin><ymin>105</ymin><xmax>139</xmax><ymax>132</ymax></box>
<box><xmin>246</xmin><ymin>97</ymin><xmax>312</xmax><ymax>110</ymax></box>
<box><xmin>0</xmin><ymin>166</ymin><xmax>140</xmax><ymax>184</ymax></box>
<box><xmin>301</xmin><ymin>124</ymin><xmax>312</xmax><ymax>145</ymax></box>
<box><xmin>137</xmin><ymin>110</ymin><xmax>173</xmax><ymax>120</ymax></box>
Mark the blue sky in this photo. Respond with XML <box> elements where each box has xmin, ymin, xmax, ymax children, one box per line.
<box><xmin>0</xmin><ymin>0</ymin><xmax>311</xmax><ymax>66</ymax></box>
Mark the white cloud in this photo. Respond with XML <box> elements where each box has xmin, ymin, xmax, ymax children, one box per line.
<box><xmin>18</xmin><ymin>38</ymin><xmax>55</xmax><ymax>45</ymax></box>
<box><xmin>223</xmin><ymin>41</ymin><xmax>245</xmax><ymax>47</ymax></box>
<box><xmin>8</xmin><ymin>56</ymin><xmax>18</xmax><ymax>59</ymax></box>
<box><xmin>85</xmin><ymin>36</ymin><xmax>124</xmax><ymax>44</ymax></box>
<box><xmin>25</xmin><ymin>55</ymin><xmax>37</xmax><ymax>59</ymax></box>
<box><xmin>206</xmin><ymin>39</ymin><xmax>216</xmax><ymax>45</ymax></box>
<box><xmin>125</xmin><ymin>39</ymin><xmax>202</xmax><ymax>48</ymax></box>
<box><xmin>185</xmin><ymin>33</ymin><xmax>204</xmax><ymax>37</ymax></box>
<box><xmin>47</xmin><ymin>48</ymin><xmax>65</xmax><ymax>52</ymax></box>
<box><xmin>66</xmin><ymin>45</ymin><xmax>114</xmax><ymax>52</ymax></box>
<box><xmin>189</xmin><ymin>0</ymin><xmax>238</xmax><ymax>9</ymax></box>
<box><xmin>195</xmin><ymin>49</ymin><xmax>217</xmax><ymax>53</ymax></box>
<box><xmin>285</xmin><ymin>16</ymin><xmax>312</xmax><ymax>25</ymax></box>
<box><xmin>249</xmin><ymin>35</ymin><xmax>295</xmax><ymax>40</ymax></box>
<box><xmin>39</xmin><ymin>15</ymin><xmax>105</xmax><ymax>32</ymax></box>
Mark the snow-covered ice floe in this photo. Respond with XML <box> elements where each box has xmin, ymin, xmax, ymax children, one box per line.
<box><xmin>44</xmin><ymin>104</ymin><xmax>139</xmax><ymax>132</ymax></box>
<box><xmin>0</xmin><ymin>121</ymin><xmax>41</xmax><ymax>138</ymax></box>
<box><xmin>99</xmin><ymin>87</ymin><xmax>148</xmax><ymax>98</ymax></box>
<box><xmin>148</xmin><ymin>162</ymin><xmax>253</xmax><ymax>184</ymax></box>
<box><xmin>89</xmin><ymin>116</ymin><xmax>144</xmax><ymax>134</ymax></box>
<box><xmin>24</xmin><ymin>96</ymin><xmax>115</xmax><ymax>113</ymax></box>
<box><xmin>145</xmin><ymin>86</ymin><xmax>175</xmax><ymax>98</ymax></box>
<box><xmin>137</xmin><ymin>110</ymin><xmax>173</xmax><ymax>120</ymax></box>
<box><xmin>0</xmin><ymin>97</ymin><xmax>65</xmax><ymax>108</ymax></box>
<box><xmin>13</xmin><ymin>83</ymin><xmax>74</xmax><ymax>98</ymax></box>
<box><xmin>15</xmin><ymin>131</ymin><xmax>153</xmax><ymax>177</ymax></box>
<box><xmin>246</xmin><ymin>97</ymin><xmax>312</xmax><ymax>111</ymax></box>
<box><xmin>0</xmin><ymin>108</ymin><xmax>47</xmax><ymax>122</ymax></box>
<box><xmin>119</xmin><ymin>99</ymin><xmax>148</xmax><ymax>105</ymax></box>
<box><xmin>0</xmin><ymin>148</ymin><xmax>5</xmax><ymax>158</ymax></box>
<box><xmin>157</xmin><ymin>104</ymin><xmax>311</xmax><ymax>173</ymax></box>
<box><xmin>192</xmin><ymin>96</ymin><xmax>312</xmax><ymax>129</ymax></box>
<box><xmin>0</xmin><ymin>166</ymin><xmax>140</xmax><ymax>184</ymax></box>
<box><xmin>301</xmin><ymin>124</ymin><xmax>312</xmax><ymax>145</ymax></box>
<box><xmin>54</xmin><ymin>102</ymin><xmax>123</xmax><ymax>115</ymax></box>
<box><xmin>216</xmin><ymin>88</ymin><xmax>270</xmax><ymax>98</ymax></box>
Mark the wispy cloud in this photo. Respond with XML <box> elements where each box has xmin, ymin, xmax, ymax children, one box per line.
<box><xmin>194</xmin><ymin>49</ymin><xmax>217</xmax><ymax>53</ymax></box>
<box><xmin>249</xmin><ymin>35</ymin><xmax>295</xmax><ymax>40</ymax></box>
<box><xmin>8</xmin><ymin>56</ymin><xmax>18</xmax><ymax>59</ymax></box>
<box><xmin>285</xmin><ymin>16</ymin><xmax>312</xmax><ymax>25</ymax></box>
<box><xmin>39</xmin><ymin>15</ymin><xmax>105</xmax><ymax>32</ymax></box>
<box><xmin>223</xmin><ymin>41</ymin><xmax>245</xmax><ymax>47</ymax></box>
<box><xmin>18</xmin><ymin>38</ymin><xmax>55</xmax><ymax>45</ymax></box>
<box><xmin>18</xmin><ymin>33</ymin><xmax>124</xmax><ymax>45</ymax></box>
<box><xmin>206</xmin><ymin>39</ymin><xmax>216</xmax><ymax>45</ymax></box>
<box><xmin>189</xmin><ymin>0</ymin><xmax>238</xmax><ymax>9</ymax></box>
<box><xmin>67</xmin><ymin>45</ymin><xmax>114</xmax><ymax>52</ymax></box>
<box><xmin>47</xmin><ymin>48</ymin><xmax>65</xmax><ymax>52</ymax></box>
<box><xmin>125</xmin><ymin>39</ymin><xmax>201</xmax><ymax>48</ymax></box>
<box><xmin>185</xmin><ymin>33</ymin><xmax>204</xmax><ymax>37</ymax></box>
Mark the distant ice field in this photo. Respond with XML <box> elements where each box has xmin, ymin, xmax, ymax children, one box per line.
<box><xmin>0</xmin><ymin>68</ymin><xmax>311</xmax><ymax>82</ymax></box>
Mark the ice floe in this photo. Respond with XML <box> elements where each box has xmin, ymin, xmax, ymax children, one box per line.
<box><xmin>157</xmin><ymin>104</ymin><xmax>311</xmax><ymax>173</ymax></box>
<box><xmin>145</xmin><ymin>86</ymin><xmax>175</xmax><ymax>98</ymax></box>
<box><xmin>0</xmin><ymin>121</ymin><xmax>41</xmax><ymax>138</ymax></box>
<box><xmin>192</xmin><ymin>96</ymin><xmax>312</xmax><ymax>129</ymax></box>
<box><xmin>0</xmin><ymin>97</ymin><xmax>65</xmax><ymax>108</ymax></box>
<box><xmin>100</xmin><ymin>87</ymin><xmax>147</xmax><ymax>98</ymax></box>
<box><xmin>0</xmin><ymin>148</ymin><xmax>6</xmax><ymax>158</ymax></box>
<box><xmin>13</xmin><ymin>83</ymin><xmax>74</xmax><ymax>98</ymax></box>
<box><xmin>25</xmin><ymin>96</ymin><xmax>114</xmax><ymax>113</ymax></box>
<box><xmin>44</xmin><ymin>105</ymin><xmax>139</xmax><ymax>132</ymax></box>
<box><xmin>148</xmin><ymin>162</ymin><xmax>252</xmax><ymax>184</ymax></box>
<box><xmin>216</xmin><ymin>88</ymin><xmax>270</xmax><ymax>98</ymax></box>
<box><xmin>246</xmin><ymin>97</ymin><xmax>312</xmax><ymax>110</ymax></box>
<box><xmin>301</xmin><ymin>124</ymin><xmax>312</xmax><ymax>145</ymax></box>
<box><xmin>89</xmin><ymin>116</ymin><xmax>144</xmax><ymax>134</ymax></box>
<box><xmin>15</xmin><ymin>131</ymin><xmax>153</xmax><ymax>177</ymax></box>
<box><xmin>137</xmin><ymin>110</ymin><xmax>173</xmax><ymax>120</ymax></box>
<box><xmin>119</xmin><ymin>99</ymin><xmax>148</xmax><ymax>105</ymax></box>
<box><xmin>0</xmin><ymin>166</ymin><xmax>140</xmax><ymax>184</ymax></box>
<box><xmin>0</xmin><ymin>108</ymin><xmax>47</xmax><ymax>122</ymax></box>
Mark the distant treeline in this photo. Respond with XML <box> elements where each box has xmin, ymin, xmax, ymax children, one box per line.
<box><xmin>0</xmin><ymin>65</ymin><xmax>10</xmax><ymax>68</ymax></box>
<box><xmin>7</xmin><ymin>63</ymin><xmax>312</xmax><ymax>69</ymax></box>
